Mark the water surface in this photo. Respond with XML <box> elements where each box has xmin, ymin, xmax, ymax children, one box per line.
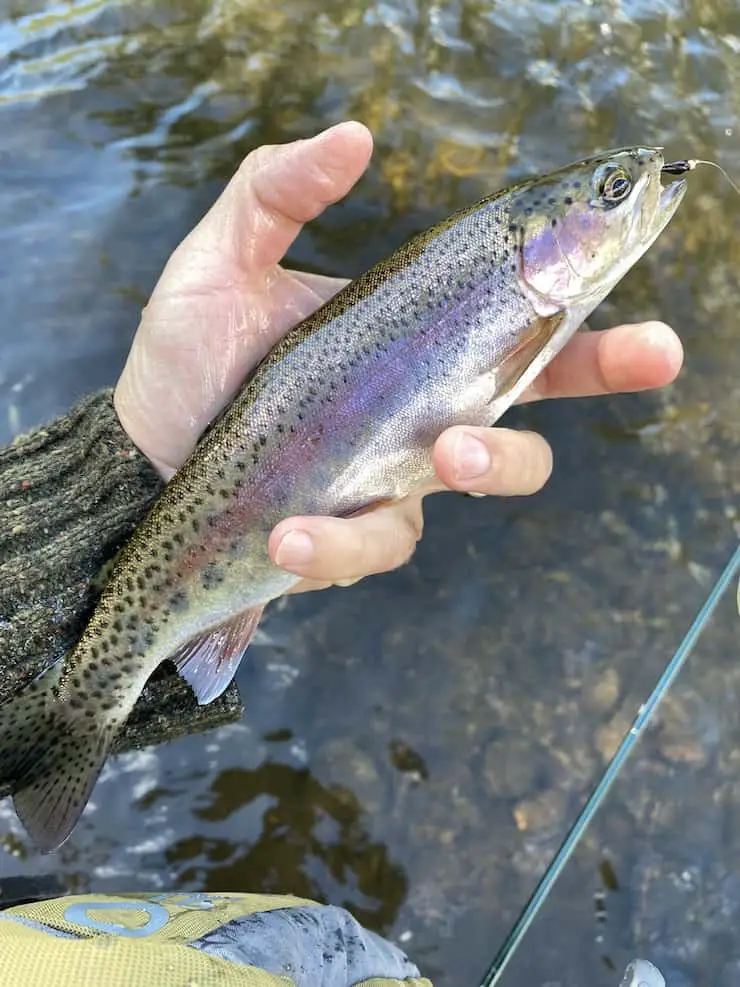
<box><xmin>0</xmin><ymin>1</ymin><xmax>739</xmax><ymax>984</ymax></box>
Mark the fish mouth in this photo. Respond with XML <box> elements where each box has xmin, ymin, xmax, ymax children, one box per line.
<box><xmin>657</xmin><ymin>173</ymin><xmax>687</xmax><ymax>221</ymax></box>
<box><xmin>642</xmin><ymin>170</ymin><xmax>686</xmax><ymax>244</ymax></box>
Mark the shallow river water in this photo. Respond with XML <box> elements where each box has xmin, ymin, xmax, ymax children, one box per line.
<box><xmin>1</xmin><ymin>1</ymin><xmax>739</xmax><ymax>984</ymax></box>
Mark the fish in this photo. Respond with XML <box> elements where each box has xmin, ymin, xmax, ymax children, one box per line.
<box><xmin>0</xmin><ymin>146</ymin><xmax>687</xmax><ymax>852</ymax></box>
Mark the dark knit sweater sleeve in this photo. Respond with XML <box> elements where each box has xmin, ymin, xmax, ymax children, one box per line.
<box><xmin>0</xmin><ymin>389</ymin><xmax>243</xmax><ymax>760</ymax></box>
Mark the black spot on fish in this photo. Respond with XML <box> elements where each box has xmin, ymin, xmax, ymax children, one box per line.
<box><xmin>564</xmin><ymin>196</ymin><xmax>573</xmax><ymax>205</ymax></box>
<box><xmin>551</xmin><ymin>218</ymin><xmax>558</xmax><ymax>227</ymax></box>
<box><xmin>201</xmin><ymin>564</ymin><xmax>225</xmax><ymax>590</ymax></box>
<box><xmin>169</xmin><ymin>591</ymin><xmax>190</xmax><ymax>613</ymax></box>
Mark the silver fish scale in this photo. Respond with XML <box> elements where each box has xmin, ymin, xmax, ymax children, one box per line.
<box><xmin>61</xmin><ymin>191</ymin><xmax>550</xmax><ymax>717</ymax></box>
<box><xmin>201</xmin><ymin>196</ymin><xmax>532</xmax><ymax>510</ymax></box>
<box><xmin>64</xmin><ymin>193</ymin><xmax>538</xmax><ymax>710</ymax></box>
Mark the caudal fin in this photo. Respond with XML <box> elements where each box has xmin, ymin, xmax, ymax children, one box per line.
<box><xmin>0</xmin><ymin>662</ymin><xmax>117</xmax><ymax>853</ymax></box>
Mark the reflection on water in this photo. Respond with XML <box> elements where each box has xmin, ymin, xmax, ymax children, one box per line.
<box><xmin>0</xmin><ymin>0</ymin><xmax>739</xmax><ymax>985</ymax></box>
<box><xmin>168</xmin><ymin>762</ymin><xmax>408</xmax><ymax>932</ymax></box>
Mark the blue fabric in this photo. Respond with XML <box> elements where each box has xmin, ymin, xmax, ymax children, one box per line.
<box><xmin>0</xmin><ymin>913</ymin><xmax>79</xmax><ymax>939</ymax></box>
<box><xmin>189</xmin><ymin>905</ymin><xmax>421</xmax><ymax>986</ymax></box>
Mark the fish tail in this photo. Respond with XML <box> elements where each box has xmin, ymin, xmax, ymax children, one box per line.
<box><xmin>0</xmin><ymin>660</ymin><xmax>117</xmax><ymax>853</ymax></box>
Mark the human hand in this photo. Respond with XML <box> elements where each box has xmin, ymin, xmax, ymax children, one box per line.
<box><xmin>114</xmin><ymin>121</ymin><xmax>684</xmax><ymax>593</ymax></box>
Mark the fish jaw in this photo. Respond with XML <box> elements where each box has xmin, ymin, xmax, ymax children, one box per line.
<box><xmin>654</xmin><ymin>174</ymin><xmax>687</xmax><ymax>233</ymax></box>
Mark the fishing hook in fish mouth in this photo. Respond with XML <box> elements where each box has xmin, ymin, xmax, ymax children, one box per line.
<box><xmin>662</xmin><ymin>159</ymin><xmax>695</xmax><ymax>176</ymax></box>
<box><xmin>662</xmin><ymin>158</ymin><xmax>740</xmax><ymax>197</ymax></box>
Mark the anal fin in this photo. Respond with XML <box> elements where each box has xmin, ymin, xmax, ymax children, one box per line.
<box><xmin>171</xmin><ymin>606</ymin><xmax>264</xmax><ymax>705</ymax></box>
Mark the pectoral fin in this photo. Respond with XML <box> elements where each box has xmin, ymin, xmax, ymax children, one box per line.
<box><xmin>494</xmin><ymin>312</ymin><xmax>567</xmax><ymax>400</ymax></box>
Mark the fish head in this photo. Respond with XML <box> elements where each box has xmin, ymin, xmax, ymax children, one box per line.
<box><xmin>508</xmin><ymin>147</ymin><xmax>687</xmax><ymax>315</ymax></box>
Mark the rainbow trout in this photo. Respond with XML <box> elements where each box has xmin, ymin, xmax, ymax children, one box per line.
<box><xmin>0</xmin><ymin>147</ymin><xmax>686</xmax><ymax>851</ymax></box>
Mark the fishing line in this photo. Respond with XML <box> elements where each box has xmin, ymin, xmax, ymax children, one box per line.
<box><xmin>478</xmin><ymin>541</ymin><xmax>740</xmax><ymax>987</ymax></box>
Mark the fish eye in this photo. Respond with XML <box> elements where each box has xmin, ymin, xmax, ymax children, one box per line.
<box><xmin>597</xmin><ymin>165</ymin><xmax>633</xmax><ymax>204</ymax></box>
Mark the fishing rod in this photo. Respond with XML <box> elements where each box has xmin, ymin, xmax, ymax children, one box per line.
<box><xmin>478</xmin><ymin>542</ymin><xmax>740</xmax><ymax>987</ymax></box>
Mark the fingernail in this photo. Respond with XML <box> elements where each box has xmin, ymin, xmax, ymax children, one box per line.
<box><xmin>453</xmin><ymin>432</ymin><xmax>491</xmax><ymax>481</ymax></box>
<box><xmin>275</xmin><ymin>530</ymin><xmax>314</xmax><ymax>569</ymax></box>
<box><xmin>639</xmin><ymin>322</ymin><xmax>683</xmax><ymax>373</ymax></box>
